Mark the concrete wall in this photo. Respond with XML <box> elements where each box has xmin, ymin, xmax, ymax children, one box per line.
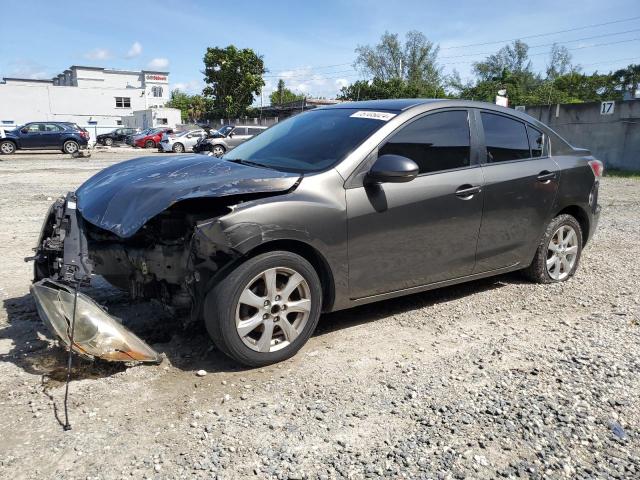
<box><xmin>522</xmin><ymin>99</ymin><xmax>640</xmax><ymax>171</ymax></box>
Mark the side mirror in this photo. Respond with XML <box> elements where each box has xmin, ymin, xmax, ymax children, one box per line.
<box><xmin>21</xmin><ymin>128</ymin><xmax>29</xmax><ymax>134</ymax></box>
<box><xmin>366</xmin><ymin>154</ymin><xmax>419</xmax><ymax>184</ymax></box>
<box><xmin>186</xmin><ymin>134</ymin><xmax>192</xmax><ymax>138</ymax></box>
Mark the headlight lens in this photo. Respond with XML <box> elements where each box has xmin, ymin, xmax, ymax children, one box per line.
<box><xmin>31</xmin><ymin>280</ymin><xmax>160</xmax><ymax>363</ymax></box>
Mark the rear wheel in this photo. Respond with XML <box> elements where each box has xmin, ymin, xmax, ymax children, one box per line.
<box><xmin>212</xmin><ymin>145</ymin><xmax>225</xmax><ymax>157</ymax></box>
<box><xmin>63</xmin><ymin>140</ymin><xmax>79</xmax><ymax>154</ymax></box>
<box><xmin>172</xmin><ymin>142</ymin><xmax>185</xmax><ymax>153</ymax></box>
<box><xmin>524</xmin><ymin>214</ymin><xmax>582</xmax><ymax>283</ymax></box>
<box><xmin>145</xmin><ymin>140</ymin><xmax>155</xmax><ymax>148</ymax></box>
<box><xmin>0</xmin><ymin>140</ymin><xmax>16</xmax><ymax>154</ymax></box>
<box><xmin>204</xmin><ymin>251</ymin><xmax>322</xmax><ymax>367</ymax></box>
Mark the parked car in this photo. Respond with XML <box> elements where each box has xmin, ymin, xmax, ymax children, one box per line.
<box><xmin>30</xmin><ymin>99</ymin><xmax>602</xmax><ymax>367</ymax></box>
<box><xmin>133</xmin><ymin>127</ymin><xmax>173</xmax><ymax>149</ymax></box>
<box><xmin>96</xmin><ymin>127</ymin><xmax>140</xmax><ymax>146</ymax></box>
<box><xmin>0</xmin><ymin>121</ymin><xmax>89</xmax><ymax>154</ymax></box>
<box><xmin>124</xmin><ymin>128</ymin><xmax>153</xmax><ymax>146</ymax></box>
<box><xmin>158</xmin><ymin>129</ymin><xmax>207</xmax><ymax>153</ymax></box>
<box><xmin>194</xmin><ymin>125</ymin><xmax>266</xmax><ymax>156</ymax></box>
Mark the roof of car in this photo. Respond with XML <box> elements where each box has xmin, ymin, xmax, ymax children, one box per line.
<box><xmin>320</xmin><ymin>99</ymin><xmax>446</xmax><ymax>111</ymax></box>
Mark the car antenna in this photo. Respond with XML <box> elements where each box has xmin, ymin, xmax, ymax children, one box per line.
<box><xmin>63</xmin><ymin>282</ymin><xmax>80</xmax><ymax>431</ymax></box>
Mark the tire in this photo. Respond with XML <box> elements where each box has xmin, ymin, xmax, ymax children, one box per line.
<box><xmin>172</xmin><ymin>142</ymin><xmax>185</xmax><ymax>153</ymax></box>
<box><xmin>0</xmin><ymin>140</ymin><xmax>16</xmax><ymax>155</ymax></box>
<box><xmin>104</xmin><ymin>138</ymin><xmax>113</xmax><ymax>147</ymax></box>
<box><xmin>211</xmin><ymin>145</ymin><xmax>225</xmax><ymax>157</ymax></box>
<box><xmin>145</xmin><ymin>140</ymin><xmax>155</xmax><ymax>148</ymax></box>
<box><xmin>523</xmin><ymin>214</ymin><xmax>583</xmax><ymax>284</ymax></box>
<box><xmin>63</xmin><ymin>140</ymin><xmax>79</xmax><ymax>154</ymax></box>
<box><xmin>204</xmin><ymin>251</ymin><xmax>322</xmax><ymax>367</ymax></box>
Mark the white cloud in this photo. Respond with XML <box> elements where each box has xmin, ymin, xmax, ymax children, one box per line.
<box><xmin>148</xmin><ymin>57</ymin><xmax>169</xmax><ymax>69</ymax></box>
<box><xmin>7</xmin><ymin>60</ymin><xmax>50</xmax><ymax>79</ymax></box>
<box><xmin>260</xmin><ymin>66</ymin><xmax>357</xmax><ymax>103</ymax></box>
<box><xmin>171</xmin><ymin>79</ymin><xmax>204</xmax><ymax>93</ymax></box>
<box><xmin>126</xmin><ymin>41</ymin><xmax>142</xmax><ymax>58</ymax></box>
<box><xmin>84</xmin><ymin>48</ymin><xmax>111</xmax><ymax>61</ymax></box>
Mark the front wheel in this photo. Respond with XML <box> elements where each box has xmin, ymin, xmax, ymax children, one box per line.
<box><xmin>204</xmin><ymin>251</ymin><xmax>322</xmax><ymax>367</ymax></box>
<box><xmin>172</xmin><ymin>142</ymin><xmax>185</xmax><ymax>153</ymax></box>
<box><xmin>524</xmin><ymin>214</ymin><xmax>583</xmax><ymax>283</ymax></box>
<box><xmin>0</xmin><ymin>140</ymin><xmax>16</xmax><ymax>154</ymax></box>
<box><xmin>211</xmin><ymin>145</ymin><xmax>225</xmax><ymax>157</ymax></box>
<box><xmin>63</xmin><ymin>140</ymin><xmax>79</xmax><ymax>154</ymax></box>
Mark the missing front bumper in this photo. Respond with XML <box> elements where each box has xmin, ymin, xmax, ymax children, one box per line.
<box><xmin>31</xmin><ymin>279</ymin><xmax>160</xmax><ymax>363</ymax></box>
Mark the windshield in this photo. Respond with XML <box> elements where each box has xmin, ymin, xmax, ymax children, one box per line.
<box><xmin>224</xmin><ymin>109</ymin><xmax>390</xmax><ymax>173</ymax></box>
<box><xmin>218</xmin><ymin>125</ymin><xmax>233</xmax><ymax>136</ymax></box>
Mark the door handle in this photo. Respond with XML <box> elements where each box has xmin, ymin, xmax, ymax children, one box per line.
<box><xmin>455</xmin><ymin>184</ymin><xmax>481</xmax><ymax>198</ymax></box>
<box><xmin>537</xmin><ymin>171</ymin><xmax>556</xmax><ymax>183</ymax></box>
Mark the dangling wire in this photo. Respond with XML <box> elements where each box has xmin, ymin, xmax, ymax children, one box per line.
<box><xmin>63</xmin><ymin>283</ymin><xmax>80</xmax><ymax>431</ymax></box>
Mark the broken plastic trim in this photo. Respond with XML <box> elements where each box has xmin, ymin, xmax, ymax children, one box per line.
<box><xmin>30</xmin><ymin>279</ymin><xmax>161</xmax><ymax>363</ymax></box>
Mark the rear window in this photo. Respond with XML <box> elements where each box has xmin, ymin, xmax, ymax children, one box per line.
<box><xmin>481</xmin><ymin>112</ymin><xmax>530</xmax><ymax>162</ymax></box>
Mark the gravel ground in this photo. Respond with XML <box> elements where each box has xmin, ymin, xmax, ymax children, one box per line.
<box><xmin>0</xmin><ymin>152</ymin><xmax>638</xmax><ymax>480</ymax></box>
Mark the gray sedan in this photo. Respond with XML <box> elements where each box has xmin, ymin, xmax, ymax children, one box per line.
<box><xmin>30</xmin><ymin>99</ymin><xmax>602</xmax><ymax>367</ymax></box>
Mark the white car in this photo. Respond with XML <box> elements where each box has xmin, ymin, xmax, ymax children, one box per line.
<box><xmin>158</xmin><ymin>129</ymin><xmax>206</xmax><ymax>153</ymax></box>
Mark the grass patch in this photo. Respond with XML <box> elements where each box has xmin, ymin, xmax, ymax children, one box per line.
<box><xmin>605</xmin><ymin>169</ymin><xmax>640</xmax><ymax>179</ymax></box>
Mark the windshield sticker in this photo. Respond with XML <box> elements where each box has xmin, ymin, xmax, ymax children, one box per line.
<box><xmin>350</xmin><ymin>111</ymin><xmax>397</xmax><ymax>121</ymax></box>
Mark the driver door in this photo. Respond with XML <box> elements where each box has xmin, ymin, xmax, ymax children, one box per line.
<box><xmin>346</xmin><ymin>109</ymin><xmax>485</xmax><ymax>299</ymax></box>
<box><xmin>19</xmin><ymin>123</ymin><xmax>43</xmax><ymax>148</ymax></box>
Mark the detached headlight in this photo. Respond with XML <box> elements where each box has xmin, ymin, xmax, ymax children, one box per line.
<box><xmin>31</xmin><ymin>280</ymin><xmax>160</xmax><ymax>363</ymax></box>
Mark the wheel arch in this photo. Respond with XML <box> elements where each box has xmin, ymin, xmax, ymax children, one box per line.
<box><xmin>554</xmin><ymin>205</ymin><xmax>590</xmax><ymax>245</ymax></box>
<box><xmin>244</xmin><ymin>239</ymin><xmax>336</xmax><ymax>312</ymax></box>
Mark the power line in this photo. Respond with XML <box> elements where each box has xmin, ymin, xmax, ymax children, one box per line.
<box><xmin>266</xmin><ymin>16</ymin><xmax>640</xmax><ymax>79</ymax></box>
<box><xmin>440</xmin><ymin>15</ymin><xmax>640</xmax><ymax>49</ymax></box>
<box><xmin>439</xmin><ymin>27</ymin><xmax>640</xmax><ymax>59</ymax></box>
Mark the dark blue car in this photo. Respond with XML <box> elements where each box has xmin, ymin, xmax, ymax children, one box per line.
<box><xmin>0</xmin><ymin>121</ymin><xmax>90</xmax><ymax>155</ymax></box>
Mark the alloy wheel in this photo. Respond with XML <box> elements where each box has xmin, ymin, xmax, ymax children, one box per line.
<box><xmin>235</xmin><ymin>267</ymin><xmax>311</xmax><ymax>353</ymax></box>
<box><xmin>546</xmin><ymin>225</ymin><xmax>579</xmax><ymax>280</ymax></box>
<box><xmin>0</xmin><ymin>142</ymin><xmax>15</xmax><ymax>154</ymax></box>
<box><xmin>64</xmin><ymin>142</ymin><xmax>78</xmax><ymax>154</ymax></box>
<box><xmin>212</xmin><ymin>145</ymin><xmax>225</xmax><ymax>157</ymax></box>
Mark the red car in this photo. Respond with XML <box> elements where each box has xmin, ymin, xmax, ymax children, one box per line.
<box><xmin>134</xmin><ymin>127</ymin><xmax>173</xmax><ymax>148</ymax></box>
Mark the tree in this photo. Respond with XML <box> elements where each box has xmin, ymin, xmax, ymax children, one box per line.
<box><xmin>187</xmin><ymin>95</ymin><xmax>207</xmax><ymax>122</ymax></box>
<box><xmin>202</xmin><ymin>45</ymin><xmax>266</xmax><ymax>118</ymax></box>
<box><xmin>612</xmin><ymin>64</ymin><xmax>640</xmax><ymax>98</ymax></box>
<box><xmin>165</xmin><ymin>89</ymin><xmax>193</xmax><ymax>122</ymax></box>
<box><xmin>473</xmin><ymin>40</ymin><xmax>533</xmax><ymax>81</ymax></box>
<box><xmin>269</xmin><ymin>79</ymin><xmax>304</xmax><ymax>105</ymax></box>
<box><xmin>354</xmin><ymin>31</ymin><xmax>444</xmax><ymax>93</ymax></box>
<box><xmin>546</xmin><ymin>44</ymin><xmax>578</xmax><ymax>80</ymax></box>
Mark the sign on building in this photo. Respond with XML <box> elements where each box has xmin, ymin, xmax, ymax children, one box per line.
<box><xmin>600</xmin><ymin>101</ymin><xmax>615</xmax><ymax>115</ymax></box>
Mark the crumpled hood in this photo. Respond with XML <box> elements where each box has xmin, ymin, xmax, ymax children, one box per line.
<box><xmin>76</xmin><ymin>154</ymin><xmax>300</xmax><ymax>238</ymax></box>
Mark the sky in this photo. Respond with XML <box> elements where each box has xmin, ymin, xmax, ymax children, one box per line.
<box><xmin>1</xmin><ymin>0</ymin><xmax>639</xmax><ymax>103</ymax></box>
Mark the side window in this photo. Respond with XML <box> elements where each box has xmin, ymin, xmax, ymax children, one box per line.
<box><xmin>26</xmin><ymin>124</ymin><xmax>42</xmax><ymax>133</ymax></box>
<box><xmin>247</xmin><ymin>128</ymin><xmax>264</xmax><ymax>135</ymax></box>
<box><xmin>527</xmin><ymin>125</ymin><xmax>546</xmax><ymax>158</ymax></box>
<box><xmin>481</xmin><ymin>112</ymin><xmax>530</xmax><ymax>162</ymax></box>
<box><xmin>44</xmin><ymin>124</ymin><xmax>63</xmax><ymax>132</ymax></box>
<box><xmin>379</xmin><ymin>110</ymin><xmax>471</xmax><ymax>174</ymax></box>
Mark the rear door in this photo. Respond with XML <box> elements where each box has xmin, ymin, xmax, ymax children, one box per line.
<box><xmin>473</xmin><ymin>110</ymin><xmax>559</xmax><ymax>272</ymax></box>
<box><xmin>41</xmin><ymin>123</ymin><xmax>65</xmax><ymax>148</ymax></box>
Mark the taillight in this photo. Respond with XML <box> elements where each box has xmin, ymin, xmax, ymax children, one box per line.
<box><xmin>588</xmin><ymin>159</ymin><xmax>603</xmax><ymax>178</ymax></box>
<box><xmin>80</xmin><ymin>131</ymin><xmax>90</xmax><ymax>139</ymax></box>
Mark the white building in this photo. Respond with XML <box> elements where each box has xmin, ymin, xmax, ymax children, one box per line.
<box><xmin>0</xmin><ymin>65</ymin><xmax>171</xmax><ymax>130</ymax></box>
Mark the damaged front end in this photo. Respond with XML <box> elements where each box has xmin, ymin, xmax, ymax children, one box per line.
<box><xmin>28</xmin><ymin>155</ymin><xmax>302</xmax><ymax>362</ymax></box>
<box><xmin>29</xmin><ymin>193</ymin><xmax>160</xmax><ymax>362</ymax></box>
